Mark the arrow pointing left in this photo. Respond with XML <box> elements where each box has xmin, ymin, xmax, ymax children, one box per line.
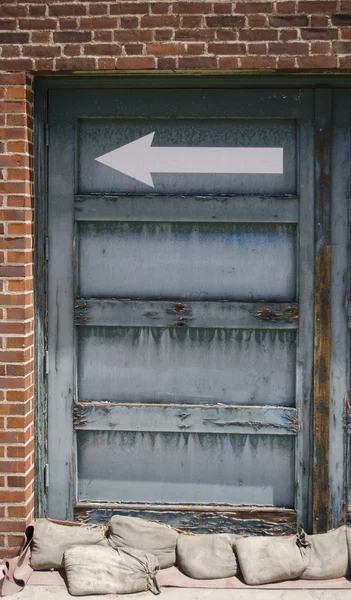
<box><xmin>95</xmin><ymin>132</ymin><xmax>284</xmax><ymax>188</ymax></box>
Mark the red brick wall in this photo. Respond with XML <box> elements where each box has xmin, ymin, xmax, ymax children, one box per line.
<box><xmin>0</xmin><ymin>72</ymin><xmax>34</xmax><ymax>559</ymax></box>
<box><xmin>0</xmin><ymin>0</ymin><xmax>350</xmax><ymax>559</ymax></box>
<box><xmin>1</xmin><ymin>1</ymin><xmax>351</xmax><ymax>71</ymax></box>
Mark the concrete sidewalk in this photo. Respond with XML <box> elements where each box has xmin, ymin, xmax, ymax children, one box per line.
<box><xmin>2</xmin><ymin>578</ymin><xmax>351</xmax><ymax>600</ymax></box>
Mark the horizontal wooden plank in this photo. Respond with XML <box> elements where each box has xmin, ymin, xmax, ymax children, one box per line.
<box><xmin>74</xmin><ymin>403</ymin><xmax>299</xmax><ymax>435</ymax></box>
<box><xmin>74</xmin><ymin>502</ymin><xmax>297</xmax><ymax>536</ymax></box>
<box><xmin>75</xmin><ymin>195</ymin><xmax>299</xmax><ymax>223</ymax></box>
<box><xmin>74</xmin><ymin>299</ymin><xmax>299</xmax><ymax>329</ymax></box>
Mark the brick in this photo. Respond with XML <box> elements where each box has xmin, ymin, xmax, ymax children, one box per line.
<box><xmin>301</xmin><ymin>28</ymin><xmax>338</xmax><ymax>39</ymax></box>
<box><xmin>150</xmin><ymin>3</ymin><xmax>170</xmax><ymax>14</ymax></box>
<box><xmin>157</xmin><ymin>57</ymin><xmax>177</xmax><ymax>69</ymax></box>
<box><xmin>54</xmin><ymin>31</ymin><xmax>91</xmax><ymax>43</ymax></box>
<box><xmin>0</xmin><ymin>59</ymin><xmax>33</xmax><ymax>71</ymax></box>
<box><xmin>84</xmin><ymin>44</ymin><xmax>122</xmax><ymax>56</ymax></box>
<box><xmin>297</xmin><ymin>55</ymin><xmax>337</xmax><ymax>67</ymax></box>
<box><xmin>240</xmin><ymin>56</ymin><xmax>276</xmax><ymax>68</ymax></box>
<box><xmin>217</xmin><ymin>30</ymin><xmax>238</xmax><ymax>41</ymax></box>
<box><xmin>269</xmin><ymin>15</ymin><xmax>308</xmax><ymax>27</ymax></box>
<box><xmin>276</xmin><ymin>2</ymin><xmax>297</xmax><ymax>14</ymax></box>
<box><xmin>186</xmin><ymin>43</ymin><xmax>206</xmax><ymax>55</ymax></box>
<box><xmin>247</xmin><ymin>15</ymin><xmax>267</xmax><ymax>27</ymax></box>
<box><xmin>235</xmin><ymin>2</ymin><xmax>273</xmax><ymax>13</ymax></box>
<box><xmin>175</xmin><ymin>29</ymin><xmax>215</xmax><ymax>41</ymax></box>
<box><xmin>59</xmin><ymin>18</ymin><xmax>79</xmax><ymax>30</ymax></box>
<box><xmin>208</xmin><ymin>43</ymin><xmax>246</xmax><ymax>55</ymax></box>
<box><xmin>178</xmin><ymin>56</ymin><xmax>217</xmax><ymax>69</ymax></box>
<box><xmin>218</xmin><ymin>57</ymin><xmax>240</xmax><ymax>68</ymax></box>
<box><xmin>0</xmin><ymin>520</ymin><xmax>27</xmax><ymax>533</ymax></box>
<box><xmin>298</xmin><ymin>1</ymin><xmax>337</xmax><ymax>13</ymax></box>
<box><xmin>89</xmin><ymin>4</ymin><xmax>108</xmax><ymax>16</ymax></box>
<box><xmin>173</xmin><ymin>2</ymin><xmax>212</xmax><ymax>13</ymax></box>
<box><xmin>181</xmin><ymin>16</ymin><xmax>202</xmax><ymax>28</ymax></box>
<box><xmin>0</xmin><ymin>5</ymin><xmax>27</xmax><ymax>17</ymax></box>
<box><xmin>146</xmin><ymin>43</ymin><xmax>185</xmax><ymax>55</ymax></box>
<box><xmin>80</xmin><ymin>18</ymin><xmax>118</xmax><ymax>30</ymax></box>
<box><xmin>206</xmin><ymin>16</ymin><xmax>246</xmax><ymax>27</ymax></box>
<box><xmin>332</xmin><ymin>15</ymin><xmax>351</xmax><ymax>26</ymax></box>
<box><xmin>280</xmin><ymin>30</ymin><xmax>298</xmax><ymax>40</ymax></box>
<box><xmin>97</xmin><ymin>58</ymin><xmax>116</xmax><ymax>69</ymax></box>
<box><xmin>248</xmin><ymin>42</ymin><xmax>268</xmax><ymax>55</ymax></box>
<box><xmin>49</xmin><ymin>4</ymin><xmax>87</xmax><ymax>17</ymax></box>
<box><xmin>94</xmin><ymin>31</ymin><xmax>113</xmax><ymax>42</ymax></box>
<box><xmin>23</xmin><ymin>46</ymin><xmax>61</xmax><ymax>58</ymax></box>
<box><xmin>154</xmin><ymin>30</ymin><xmax>173</xmax><ymax>41</ymax></box>
<box><xmin>141</xmin><ymin>15</ymin><xmax>180</xmax><ymax>27</ymax></box>
<box><xmin>120</xmin><ymin>17</ymin><xmax>139</xmax><ymax>29</ymax></box>
<box><xmin>239</xmin><ymin>29</ymin><xmax>278</xmax><ymax>41</ymax></box>
<box><xmin>213</xmin><ymin>3</ymin><xmax>232</xmax><ymax>14</ymax></box>
<box><xmin>311</xmin><ymin>16</ymin><xmax>329</xmax><ymax>27</ymax></box>
<box><xmin>0</xmin><ymin>33</ymin><xmax>30</xmax><ymax>44</ymax></box>
<box><xmin>117</xmin><ymin>56</ymin><xmax>156</xmax><ymax>69</ymax></box>
<box><xmin>269</xmin><ymin>42</ymin><xmax>309</xmax><ymax>54</ymax></box>
<box><xmin>0</xmin><ymin>19</ymin><xmax>16</xmax><ymax>30</ymax></box>
<box><xmin>18</xmin><ymin>19</ymin><xmax>57</xmax><ymax>30</ymax></box>
<box><xmin>110</xmin><ymin>3</ymin><xmax>149</xmax><ymax>15</ymax></box>
<box><xmin>55</xmin><ymin>57</ymin><xmax>97</xmax><ymax>70</ymax></box>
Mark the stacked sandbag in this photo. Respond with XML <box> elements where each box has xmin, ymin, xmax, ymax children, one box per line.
<box><xmin>108</xmin><ymin>515</ymin><xmax>179</xmax><ymax>568</ymax></box>
<box><xmin>235</xmin><ymin>535</ymin><xmax>306</xmax><ymax>585</ymax></box>
<box><xmin>301</xmin><ymin>526</ymin><xmax>349</xmax><ymax>580</ymax></box>
<box><xmin>64</xmin><ymin>545</ymin><xmax>160</xmax><ymax>596</ymax></box>
<box><xmin>176</xmin><ymin>533</ymin><xmax>241</xmax><ymax>579</ymax></box>
<box><xmin>30</xmin><ymin>519</ymin><xmax>108</xmax><ymax>570</ymax></box>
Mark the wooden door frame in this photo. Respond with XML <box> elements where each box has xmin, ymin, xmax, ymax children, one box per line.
<box><xmin>34</xmin><ymin>74</ymin><xmax>350</xmax><ymax>533</ymax></box>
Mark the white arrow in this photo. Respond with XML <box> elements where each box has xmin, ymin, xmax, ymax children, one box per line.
<box><xmin>95</xmin><ymin>132</ymin><xmax>283</xmax><ymax>188</ymax></box>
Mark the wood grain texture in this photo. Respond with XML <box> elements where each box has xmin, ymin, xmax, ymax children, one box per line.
<box><xmin>75</xmin><ymin>503</ymin><xmax>297</xmax><ymax>536</ymax></box>
<box><xmin>313</xmin><ymin>89</ymin><xmax>332</xmax><ymax>533</ymax></box>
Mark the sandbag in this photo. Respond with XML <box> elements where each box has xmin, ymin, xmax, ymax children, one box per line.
<box><xmin>301</xmin><ymin>526</ymin><xmax>348</xmax><ymax>580</ymax></box>
<box><xmin>30</xmin><ymin>518</ymin><xmax>108</xmax><ymax>570</ymax></box>
<box><xmin>108</xmin><ymin>515</ymin><xmax>179</xmax><ymax>569</ymax></box>
<box><xmin>176</xmin><ymin>533</ymin><xmax>241</xmax><ymax>580</ymax></box>
<box><xmin>235</xmin><ymin>536</ymin><xmax>305</xmax><ymax>585</ymax></box>
<box><xmin>64</xmin><ymin>544</ymin><xmax>160</xmax><ymax>596</ymax></box>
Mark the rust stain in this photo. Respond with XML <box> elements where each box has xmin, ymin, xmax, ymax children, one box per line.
<box><xmin>168</xmin><ymin>302</ymin><xmax>187</xmax><ymax>314</ymax></box>
<box><xmin>73</xmin><ymin>404</ymin><xmax>88</xmax><ymax>429</ymax></box>
<box><xmin>74</xmin><ymin>300</ymin><xmax>89</xmax><ymax>326</ymax></box>
<box><xmin>256</xmin><ymin>305</ymin><xmax>299</xmax><ymax>324</ymax></box>
<box><xmin>313</xmin><ymin>245</ymin><xmax>331</xmax><ymax>533</ymax></box>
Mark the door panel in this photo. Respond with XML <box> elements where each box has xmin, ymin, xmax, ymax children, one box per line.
<box><xmin>78</xmin><ymin>222</ymin><xmax>296</xmax><ymax>301</ymax></box>
<box><xmin>47</xmin><ymin>87</ymin><xmax>314</xmax><ymax>533</ymax></box>
<box><xmin>77</xmin><ymin>431</ymin><xmax>295</xmax><ymax>507</ymax></box>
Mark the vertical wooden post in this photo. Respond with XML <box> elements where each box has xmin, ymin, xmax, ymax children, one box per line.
<box><xmin>313</xmin><ymin>89</ymin><xmax>332</xmax><ymax>533</ymax></box>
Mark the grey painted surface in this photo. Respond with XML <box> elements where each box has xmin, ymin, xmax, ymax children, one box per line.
<box><xmin>77</xmin><ymin>431</ymin><xmax>295</xmax><ymax>507</ymax></box>
<box><xmin>78</xmin><ymin>222</ymin><xmax>296</xmax><ymax>301</ymax></box>
<box><xmin>329</xmin><ymin>91</ymin><xmax>349</xmax><ymax>526</ymax></box>
<box><xmin>78</xmin><ymin>118</ymin><xmax>296</xmax><ymax>195</ymax></box>
<box><xmin>75</xmin><ymin>195</ymin><xmax>299</xmax><ymax>224</ymax></box>
<box><xmin>74</xmin><ymin>299</ymin><xmax>299</xmax><ymax>330</ymax></box>
<box><xmin>47</xmin><ymin>86</ymin><xmax>314</xmax><ymax>525</ymax></box>
<box><xmin>74</xmin><ymin>403</ymin><xmax>299</xmax><ymax>435</ymax></box>
<box><xmin>78</xmin><ymin>327</ymin><xmax>296</xmax><ymax>405</ymax></box>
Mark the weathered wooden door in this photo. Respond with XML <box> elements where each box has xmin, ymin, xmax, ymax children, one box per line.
<box><xmin>46</xmin><ymin>85</ymin><xmax>314</xmax><ymax>534</ymax></box>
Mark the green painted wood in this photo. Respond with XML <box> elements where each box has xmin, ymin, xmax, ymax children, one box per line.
<box><xmin>74</xmin><ymin>403</ymin><xmax>299</xmax><ymax>435</ymax></box>
<box><xmin>75</xmin><ymin>195</ymin><xmax>299</xmax><ymax>223</ymax></box>
<box><xmin>74</xmin><ymin>299</ymin><xmax>299</xmax><ymax>329</ymax></box>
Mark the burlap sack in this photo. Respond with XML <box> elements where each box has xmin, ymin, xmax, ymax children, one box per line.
<box><xmin>235</xmin><ymin>536</ymin><xmax>306</xmax><ymax>585</ymax></box>
<box><xmin>108</xmin><ymin>515</ymin><xmax>179</xmax><ymax>569</ymax></box>
<box><xmin>176</xmin><ymin>533</ymin><xmax>241</xmax><ymax>580</ymax></box>
<box><xmin>64</xmin><ymin>545</ymin><xmax>160</xmax><ymax>596</ymax></box>
<box><xmin>30</xmin><ymin>518</ymin><xmax>108</xmax><ymax>570</ymax></box>
<box><xmin>301</xmin><ymin>526</ymin><xmax>349</xmax><ymax>580</ymax></box>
